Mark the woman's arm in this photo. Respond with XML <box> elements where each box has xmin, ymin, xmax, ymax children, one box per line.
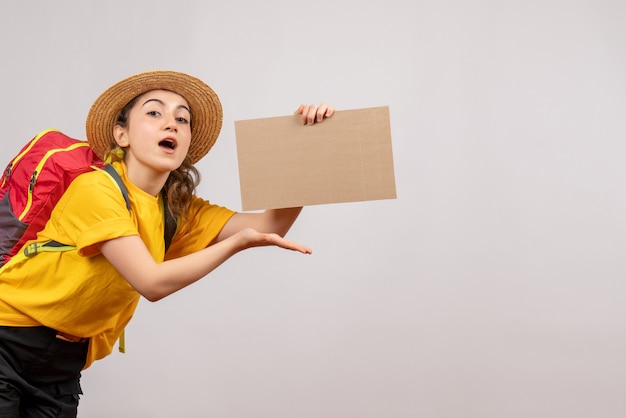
<box><xmin>216</xmin><ymin>207</ymin><xmax>302</xmax><ymax>241</ymax></box>
<box><xmin>100</xmin><ymin>228</ymin><xmax>311</xmax><ymax>302</ymax></box>
<box><xmin>102</xmin><ymin>103</ymin><xmax>334</xmax><ymax>301</ymax></box>
<box><xmin>216</xmin><ymin>103</ymin><xmax>335</xmax><ymax>242</ymax></box>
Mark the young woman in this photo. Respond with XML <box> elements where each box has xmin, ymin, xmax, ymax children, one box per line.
<box><xmin>0</xmin><ymin>70</ymin><xmax>334</xmax><ymax>417</ymax></box>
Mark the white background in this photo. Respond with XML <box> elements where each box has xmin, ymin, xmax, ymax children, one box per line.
<box><xmin>1</xmin><ymin>1</ymin><xmax>625</xmax><ymax>417</ymax></box>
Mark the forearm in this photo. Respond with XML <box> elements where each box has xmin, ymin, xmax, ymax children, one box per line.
<box><xmin>101</xmin><ymin>229</ymin><xmax>311</xmax><ymax>302</ymax></box>
<box><xmin>260</xmin><ymin>207</ymin><xmax>303</xmax><ymax>236</ymax></box>
<box><xmin>217</xmin><ymin>206</ymin><xmax>303</xmax><ymax>242</ymax></box>
<box><xmin>101</xmin><ymin>234</ymin><xmax>244</xmax><ymax>302</ymax></box>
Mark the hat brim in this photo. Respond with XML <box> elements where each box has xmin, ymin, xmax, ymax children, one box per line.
<box><xmin>86</xmin><ymin>70</ymin><xmax>222</xmax><ymax>164</ymax></box>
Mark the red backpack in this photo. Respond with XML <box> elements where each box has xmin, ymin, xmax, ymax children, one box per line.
<box><xmin>0</xmin><ymin>129</ymin><xmax>176</xmax><ymax>267</ymax></box>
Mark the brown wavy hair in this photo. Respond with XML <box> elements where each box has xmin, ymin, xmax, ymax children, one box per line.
<box><xmin>105</xmin><ymin>91</ymin><xmax>200</xmax><ymax>223</ymax></box>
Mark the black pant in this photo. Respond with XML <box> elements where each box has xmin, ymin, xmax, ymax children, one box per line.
<box><xmin>0</xmin><ymin>326</ymin><xmax>88</xmax><ymax>418</ymax></box>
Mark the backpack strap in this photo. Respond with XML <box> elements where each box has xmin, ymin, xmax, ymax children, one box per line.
<box><xmin>25</xmin><ymin>164</ymin><xmax>177</xmax><ymax>256</ymax></box>
<box><xmin>102</xmin><ymin>164</ymin><xmax>177</xmax><ymax>253</ymax></box>
<box><xmin>102</xmin><ymin>164</ymin><xmax>130</xmax><ymax>211</ymax></box>
<box><xmin>161</xmin><ymin>191</ymin><xmax>177</xmax><ymax>253</ymax></box>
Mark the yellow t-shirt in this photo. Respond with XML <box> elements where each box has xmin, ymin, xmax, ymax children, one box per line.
<box><xmin>0</xmin><ymin>161</ymin><xmax>235</xmax><ymax>368</ymax></box>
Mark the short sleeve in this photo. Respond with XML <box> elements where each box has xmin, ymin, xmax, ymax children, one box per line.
<box><xmin>164</xmin><ymin>196</ymin><xmax>235</xmax><ymax>259</ymax></box>
<box><xmin>39</xmin><ymin>170</ymin><xmax>139</xmax><ymax>257</ymax></box>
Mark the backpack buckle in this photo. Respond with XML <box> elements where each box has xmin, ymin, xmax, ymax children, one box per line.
<box><xmin>23</xmin><ymin>242</ymin><xmax>41</xmax><ymax>257</ymax></box>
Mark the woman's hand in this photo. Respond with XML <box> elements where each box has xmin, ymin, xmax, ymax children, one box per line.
<box><xmin>236</xmin><ymin>227</ymin><xmax>312</xmax><ymax>254</ymax></box>
<box><xmin>101</xmin><ymin>226</ymin><xmax>311</xmax><ymax>302</ymax></box>
<box><xmin>294</xmin><ymin>103</ymin><xmax>335</xmax><ymax>125</ymax></box>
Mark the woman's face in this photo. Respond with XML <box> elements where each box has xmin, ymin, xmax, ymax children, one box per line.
<box><xmin>115</xmin><ymin>89</ymin><xmax>192</xmax><ymax>174</ymax></box>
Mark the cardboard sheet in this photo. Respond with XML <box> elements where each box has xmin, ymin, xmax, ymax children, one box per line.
<box><xmin>234</xmin><ymin>106</ymin><xmax>396</xmax><ymax>210</ymax></box>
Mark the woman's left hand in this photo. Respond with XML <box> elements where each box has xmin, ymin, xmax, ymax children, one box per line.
<box><xmin>294</xmin><ymin>103</ymin><xmax>335</xmax><ymax>125</ymax></box>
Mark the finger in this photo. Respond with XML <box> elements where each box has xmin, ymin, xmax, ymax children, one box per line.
<box><xmin>269</xmin><ymin>234</ymin><xmax>312</xmax><ymax>254</ymax></box>
<box><xmin>316</xmin><ymin>104</ymin><xmax>328</xmax><ymax>122</ymax></box>
<box><xmin>316</xmin><ymin>103</ymin><xmax>335</xmax><ymax>122</ymax></box>
<box><xmin>294</xmin><ymin>104</ymin><xmax>305</xmax><ymax>115</ymax></box>
<box><xmin>299</xmin><ymin>104</ymin><xmax>311</xmax><ymax>125</ymax></box>
<box><xmin>291</xmin><ymin>244</ymin><xmax>313</xmax><ymax>254</ymax></box>
<box><xmin>306</xmin><ymin>104</ymin><xmax>317</xmax><ymax>125</ymax></box>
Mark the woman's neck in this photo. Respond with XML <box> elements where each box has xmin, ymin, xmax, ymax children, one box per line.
<box><xmin>124</xmin><ymin>162</ymin><xmax>169</xmax><ymax>197</ymax></box>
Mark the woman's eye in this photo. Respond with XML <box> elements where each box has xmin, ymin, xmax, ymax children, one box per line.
<box><xmin>176</xmin><ymin>117</ymin><xmax>190</xmax><ymax>124</ymax></box>
<box><xmin>147</xmin><ymin>110</ymin><xmax>160</xmax><ymax>116</ymax></box>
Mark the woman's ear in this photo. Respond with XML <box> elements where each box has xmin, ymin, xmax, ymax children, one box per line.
<box><xmin>113</xmin><ymin>125</ymin><xmax>130</xmax><ymax>147</ymax></box>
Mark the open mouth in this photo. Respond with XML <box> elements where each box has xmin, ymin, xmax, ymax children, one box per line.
<box><xmin>159</xmin><ymin>139</ymin><xmax>177</xmax><ymax>151</ymax></box>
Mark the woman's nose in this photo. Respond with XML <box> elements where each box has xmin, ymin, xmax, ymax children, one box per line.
<box><xmin>164</xmin><ymin>117</ymin><xmax>178</xmax><ymax>132</ymax></box>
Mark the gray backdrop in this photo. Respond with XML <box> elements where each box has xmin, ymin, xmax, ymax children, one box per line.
<box><xmin>1</xmin><ymin>1</ymin><xmax>624</xmax><ymax>417</ymax></box>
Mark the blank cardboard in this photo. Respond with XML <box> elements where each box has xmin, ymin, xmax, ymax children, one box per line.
<box><xmin>234</xmin><ymin>106</ymin><xmax>396</xmax><ymax>210</ymax></box>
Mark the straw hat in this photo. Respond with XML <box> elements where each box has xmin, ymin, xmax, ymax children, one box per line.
<box><xmin>86</xmin><ymin>70</ymin><xmax>222</xmax><ymax>164</ymax></box>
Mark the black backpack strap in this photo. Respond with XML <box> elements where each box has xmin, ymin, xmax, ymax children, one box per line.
<box><xmin>103</xmin><ymin>164</ymin><xmax>131</xmax><ymax>211</ymax></box>
<box><xmin>103</xmin><ymin>164</ymin><xmax>177</xmax><ymax>254</ymax></box>
<box><xmin>161</xmin><ymin>191</ymin><xmax>177</xmax><ymax>253</ymax></box>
